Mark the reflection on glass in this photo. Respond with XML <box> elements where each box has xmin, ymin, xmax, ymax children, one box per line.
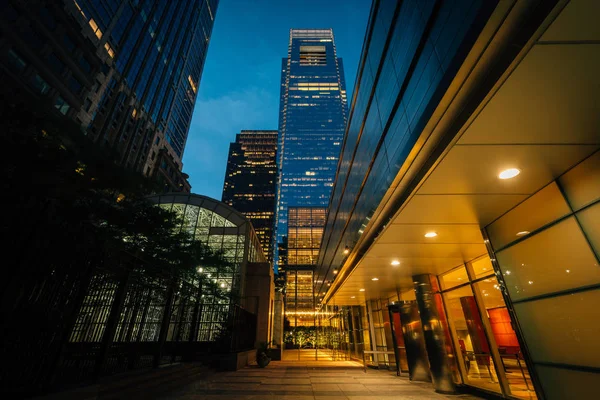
<box><xmin>471</xmin><ymin>257</ymin><xmax>494</xmax><ymax>280</ymax></box>
<box><xmin>440</xmin><ymin>266</ymin><xmax>469</xmax><ymax>290</ymax></box>
<box><xmin>444</xmin><ymin>285</ymin><xmax>502</xmax><ymax>394</ymax></box>
<box><xmin>475</xmin><ymin>280</ymin><xmax>537</xmax><ymax>399</ymax></box>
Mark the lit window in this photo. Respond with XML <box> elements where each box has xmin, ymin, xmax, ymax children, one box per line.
<box><xmin>88</xmin><ymin>18</ymin><xmax>102</xmax><ymax>39</ymax></box>
<box><xmin>188</xmin><ymin>75</ymin><xmax>197</xmax><ymax>93</ymax></box>
<box><xmin>104</xmin><ymin>42</ymin><xmax>115</xmax><ymax>58</ymax></box>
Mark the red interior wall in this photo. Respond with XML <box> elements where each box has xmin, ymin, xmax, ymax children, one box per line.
<box><xmin>488</xmin><ymin>307</ymin><xmax>520</xmax><ymax>350</ymax></box>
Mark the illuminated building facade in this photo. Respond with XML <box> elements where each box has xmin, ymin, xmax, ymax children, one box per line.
<box><xmin>222</xmin><ymin>130</ymin><xmax>278</xmax><ymax>263</ymax></box>
<box><xmin>285</xmin><ymin>207</ymin><xmax>326</xmax><ymax>328</ymax></box>
<box><xmin>311</xmin><ymin>0</ymin><xmax>600</xmax><ymax>399</ymax></box>
<box><xmin>274</xmin><ymin>29</ymin><xmax>348</xmax><ymax>270</ymax></box>
<box><xmin>0</xmin><ymin>0</ymin><xmax>218</xmax><ymax>191</ymax></box>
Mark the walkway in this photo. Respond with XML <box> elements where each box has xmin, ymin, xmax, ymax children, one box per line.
<box><xmin>161</xmin><ymin>360</ymin><xmax>486</xmax><ymax>400</ymax></box>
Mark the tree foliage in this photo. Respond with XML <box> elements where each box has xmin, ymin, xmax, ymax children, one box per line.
<box><xmin>0</xmin><ymin>93</ymin><xmax>234</xmax><ymax>309</ymax></box>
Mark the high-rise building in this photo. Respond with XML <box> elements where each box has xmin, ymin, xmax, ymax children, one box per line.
<box><xmin>222</xmin><ymin>130</ymin><xmax>278</xmax><ymax>263</ymax></box>
<box><xmin>274</xmin><ymin>29</ymin><xmax>348</xmax><ymax>270</ymax></box>
<box><xmin>0</xmin><ymin>0</ymin><xmax>218</xmax><ymax>192</ymax></box>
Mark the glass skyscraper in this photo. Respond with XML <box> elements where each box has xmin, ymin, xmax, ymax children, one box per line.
<box><xmin>0</xmin><ymin>0</ymin><xmax>218</xmax><ymax>191</ymax></box>
<box><xmin>274</xmin><ymin>29</ymin><xmax>348</xmax><ymax>271</ymax></box>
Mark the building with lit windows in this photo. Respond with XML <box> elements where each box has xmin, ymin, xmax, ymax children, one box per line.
<box><xmin>286</xmin><ymin>1</ymin><xmax>599</xmax><ymax>400</ymax></box>
<box><xmin>274</xmin><ymin>29</ymin><xmax>348</xmax><ymax>271</ymax></box>
<box><xmin>284</xmin><ymin>207</ymin><xmax>326</xmax><ymax>329</ymax></box>
<box><xmin>222</xmin><ymin>130</ymin><xmax>278</xmax><ymax>263</ymax></box>
<box><xmin>0</xmin><ymin>0</ymin><xmax>218</xmax><ymax>192</ymax></box>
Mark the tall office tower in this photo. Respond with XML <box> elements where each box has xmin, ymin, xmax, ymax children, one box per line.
<box><xmin>222</xmin><ymin>130</ymin><xmax>278</xmax><ymax>263</ymax></box>
<box><xmin>0</xmin><ymin>0</ymin><xmax>218</xmax><ymax>192</ymax></box>
<box><xmin>274</xmin><ymin>29</ymin><xmax>348</xmax><ymax>271</ymax></box>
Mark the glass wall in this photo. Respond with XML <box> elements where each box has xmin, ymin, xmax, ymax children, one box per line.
<box><xmin>485</xmin><ymin>151</ymin><xmax>600</xmax><ymax>400</ymax></box>
<box><xmin>440</xmin><ymin>259</ymin><xmax>537</xmax><ymax>399</ymax></box>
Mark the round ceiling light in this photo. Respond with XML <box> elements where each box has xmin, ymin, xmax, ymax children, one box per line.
<box><xmin>391</xmin><ymin>260</ymin><xmax>400</xmax><ymax>266</ymax></box>
<box><xmin>499</xmin><ymin>168</ymin><xmax>520</xmax><ymax>179</ymax></box>
<box><xmin>372</xmin><ymin>277</ymin><xmax>379</xmax><ymax>281</ymax></box>
<box><xmin>516</xmin><ymin>231</ymin><xmax>530</xmax><ymax>236</ymax></box>
<box><xmin>424</xmin><ymin>232</ymin><xmax>437</xmax><ymax>238</ymax></box>
<box><xmin>359</xmin><ymin>288</ymin><xmax>365</xmax><ymax>292</ymax></box>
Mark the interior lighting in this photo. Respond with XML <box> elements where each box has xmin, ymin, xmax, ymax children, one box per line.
<box><xmin>197</xmin><ymin>267</ymin><xmax>203</xmax><ymax>273</ymax></box>
<box><xmin>371</xmin><ymin>277</ymin><xmax>379</xmax><ymax>281</ymax></box>
<box><xmin>359</xmin><ymin>288</ymin><xmax>365</xmax><ymax>292</ymax></box>
<box><xmin>424</xmin><ymin>232</ymin><xmax>438</xmax><ymax>238</ymax></box>
<box><xmin>566</xmin><ymin>269</ymin><xmax>570</xmax><ymax>273</ymax></box>
<box><xmin>505</xmin><ymin>270</ymin><xmax>511</xmax><ymax>275</ymax></box>
<box><xmin>528</xmin><ymin>281</ymin><xmax>533</xmax><ymax>285</ymax></box>
<box><xmin>391</xmin><ymin>260</ymin><xmax>400</xmax><ymax>266</ymax></box>
<box><xmin>220</xmin><ymin>283</ymin><xmax>225</xmax><ymax>288</ymax></box>
<box><xmin>333</xmin><ymin>269</ymin><xmax>338</xmax><ymax>274</ymax></box>
<box><xmin>351</xmin><ymin>296</ymin><xmax>356</xmax><ymax>299</ymax></box>
<box><xmin>516</xmin><ymin>231</ymin><xmax>530</xmax><ymax>236</ymax></box>
<box><xmin>499</xmin><ymin>168</ymin><xmax>520</xmax><ymax>179</ymax></box>
<box><xmin>343</xmin><ymin>246</ymin><xmax>350</xmax><ymax>255</ymax></box>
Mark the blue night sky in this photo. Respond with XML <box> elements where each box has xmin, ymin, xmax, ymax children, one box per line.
<box><xmin>182</xmin><ymin>0</ymin><xmax>371</xmax><ymax>200</ymax></box>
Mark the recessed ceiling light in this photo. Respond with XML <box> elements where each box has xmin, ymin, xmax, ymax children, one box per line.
<box><xmin>499</xmin><ymin>168</ymin><xmax>520</xmax><ymax>179</ymax></box>
<box><xmin>333</xmin><ymin>269</ymin><xmax>338</xmax><ymax>274</ymax></box>
<box><xmin>359</xmin><ymin>288</ymin><xmax>365</xmax><ymax>292</ymax></box>
<box><xmin>528</xmin><ymin>281</ymin><xmax>533</xmax><ymax>285</ymax></box>
<box><xmin>505</xmin><ymin>270</ymin><xmax>511</xmax><ymax>275</ymax></box>
<box><xmin>343</xmin><ymin>246</ymin><xmax>350</xmax><ymax>255</ymax></box>
<box><xmin>372</xmin><ymin>277</ymin><xmax>379</xmax><ymax>281</ymax></box>
<box><xmin>566</xmin><ymin>269</ymin><xmax>570</xmax><ymax>273</ymax></box>
<box><xmin>351</xmin><ymin>296</ymin><xmax>356</xmax><ymax>299</ymax></box>
<box><xmin>391</xmin><ymin>260</ymin><xmax>400</xmax><ymax>266</ymax></box>
<box><xmin>516</xmin><ymin>231</ymin><xmax>530</xmax><ymax>236</ymax></box>
<box><xmin>424</xmin><ymin>232</ymin><xmax>437</xmax><ymax>238</ymax></box>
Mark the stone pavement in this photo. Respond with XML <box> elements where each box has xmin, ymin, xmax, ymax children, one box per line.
<box><xmin>159</xmin><ymin>360</ymin><xmax>487</xmax><ymax>400</ymax></box>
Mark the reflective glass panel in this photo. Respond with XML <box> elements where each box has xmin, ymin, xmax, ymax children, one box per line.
<box><xmin>444</xmin><ymin>285</ymin><xmax>502</xmax><ymax>394</ymax></box>
<box><xmin>475</xmin><ymin>280</ymin><xmax>537</xmax><ymax>399</ymax></box>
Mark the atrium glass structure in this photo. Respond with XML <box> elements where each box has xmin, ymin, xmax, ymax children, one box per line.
<box><xmin>274</xmin><ymin>29</ymin><xmax>348</xmax><ymax>271</ymax></box>
<box><xmin>150</xmin><ymin>193</ymin><xmax>266</xmax><ymax>299</ymax></box>
<box><xmin>222</xmin><ymin>130</ymin><xmax>278</xmax><ymax>263</ymax></box>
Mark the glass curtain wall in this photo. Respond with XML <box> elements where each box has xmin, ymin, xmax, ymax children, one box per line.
<box><xmin>484</xmin><ymin>151</ymin><xmax>600</xmax><ymax>400</ymax></box>
<box><xmin>440</xmin><ymin>258</ymin><xmax>536</xmax><ymax>399</ymax></box>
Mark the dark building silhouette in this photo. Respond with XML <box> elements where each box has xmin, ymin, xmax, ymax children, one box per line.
<box><xmin>222</xmin><ymin>130</ymin><xmax>278</xmax><ymax>263</ymax></box>
<box><xmin>0</xmin><ymin>0</ymin><xmax>218</xmax><ymax>192</ymax></box>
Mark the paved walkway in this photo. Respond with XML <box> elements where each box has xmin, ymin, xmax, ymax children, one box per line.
<box><xmin>161</xmin><ymin>360</ymin><xmax>486</xmax><ymax>400</ymax></box>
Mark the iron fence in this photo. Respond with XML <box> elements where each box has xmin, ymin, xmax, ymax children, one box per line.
<box><xmin>0</xmin><ymin>249</ymin><xmax>257</xmax><ymax>396</ymax></box>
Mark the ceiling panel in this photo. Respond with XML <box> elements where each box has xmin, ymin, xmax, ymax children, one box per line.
<box><xmin>540</xmin><ymin>0</ymin><xmax>600</xmax><ymax>42</ymax></box>
<box><xmin>379</xmin><ymin>223</ymin><xmax>483</xmax><ymax>244</ymax></box>
<box><xmin>392</xmin><ymin>194</ymin><xmax>528</xmax><ymax>225</ymax></box>
<box><xmin>458</xmin><ymin>45</ymin><xmax>600</xmax><ymax>145</ymax></box>
<box><xmin>418</xmin><ymin>144</ymin><xmax>599</xmax><ymax>195</ymax></box>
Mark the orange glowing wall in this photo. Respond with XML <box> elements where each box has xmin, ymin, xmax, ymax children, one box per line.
<box><xmin>488</xmin><ymin>307</ymin><xmax>520</xmax><ymax>349</ymax></box>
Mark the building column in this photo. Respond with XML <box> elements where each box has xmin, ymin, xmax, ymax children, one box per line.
<box><xmin>413</xmin><ymin>274</ymin><xmax>458</xmax><ymax>394</ymax></box>
<box><xmin>396</xmin><ymin>301</ymin><xmax>431</xmax><ymax>382</ymax></box>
